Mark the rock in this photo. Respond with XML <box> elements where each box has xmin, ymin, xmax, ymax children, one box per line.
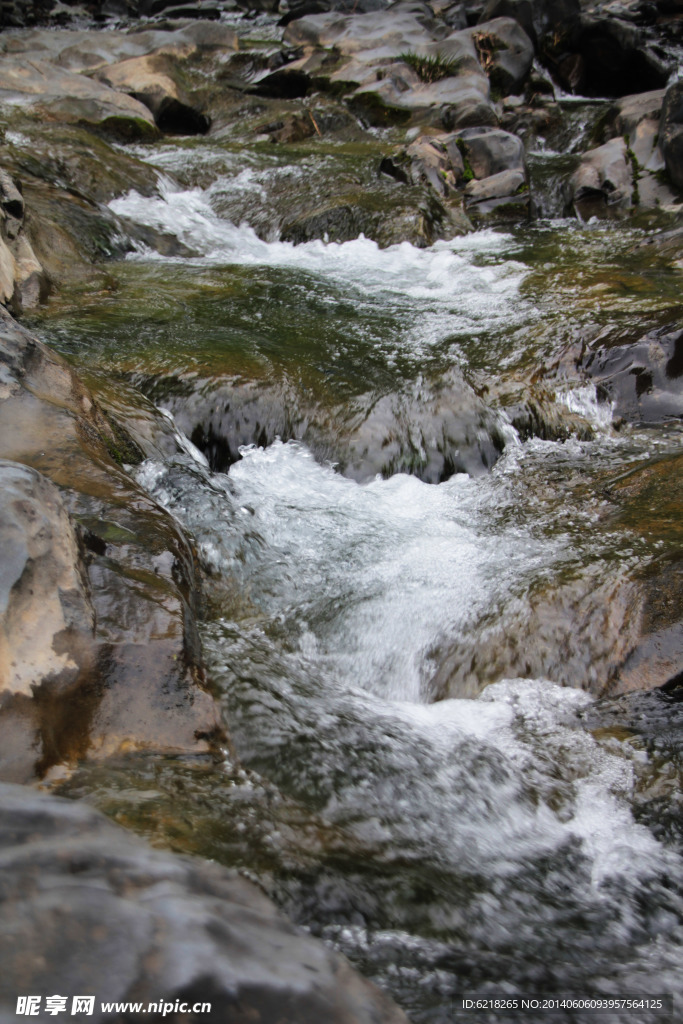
<box><xmin>579</xmin><ymin>323</ymin><xmax>683</xmax><ymax>424</ymax></box>
<box><xmin>574</xmin><ymin>15</ymin><xmax>670</xmax><ymax>97</ymax></box>
<box><xmin>0</xmin><ymin>168</ymin><xmax>49</xmax><ymax>311</ymax></box>
<box><xmin>167</xmin><ymin>368</ymin><xmax>507</xmax><ymax>484</ymax></box>
<box><xmin>350</xmin><ymin>68</ymin><xmax>497</xmax><ymax>129</ymax></box>
<box><xmin>659</xmin><ymin>79</ymin><xmax>683</xmax><ymax>190</ymax></box>
<box><xmin>380</xmin><ymin>132</ymin><xmax>466</xmax><ymax>195</ymax></box>
<box><xmin>94</xmin><ymin>54</ymin><xmax>210</xmax><ymax>134</ymax></box>
<box><xmin>469</xmin><ymin>16</ymin><xmax>534</xmax><ymax>94</ymax></box>
<box><xmin>0</xmin><ymin>238</ymin><xmax>16</xmax><ymax>306</ymax></box>
<box><xmin>0</xmin><ymin>23</ymin><xmax>239</xmax><ymax>69</ymax></box>
<box><xmin>564</xmin><ymin>137</ymin><xmax>633</xmax><ymax>216</ymax></box>
<box><xmin>479</xmin><ymin>0</ymin><xmax>580</xmax><ymax>47</ymax></box>
<box><xmin>0</xmin><ymin>782</ymin><xmax>410</xmax><ymax>1024</ymax></box>
<box><xmin>456</xmin><ymin>124</ymin><xmax>526</xmax><ymax>177</ymax></box>
<box><xmin>0</xmin><ymin>313</ymin><xmax>222</xmax><ymax>781</ymax></box>
<box><xmin>615</xmin><ymin>87</ymin><xmax>666</xmax><ymax>136</ymax></box>
<box><xmin>282</xmin><ymin>6</ymin><xmax>436</xmax><ymax>54</ymax></box>
<box><xmin>0</xmin><ymin>59</ymin><xmax>158</xmax><ymax>140</ymax></box>
<box><xmin>0</xmin><ymin>461</ymin><xmax>94</xmax><ymax>701</ymax></box>
<box><xmin>464</xmin><ymin>166</ymin><xmax>526</xmax><ymax>199</ymax></box>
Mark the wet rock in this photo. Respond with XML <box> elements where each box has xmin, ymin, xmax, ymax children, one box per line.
<box><xmin>0</xmin><ymin>168</ymin><xmax>49</xmax><ymax>311</ymax></box>
<box><xmin>564</xmin><ymin>137</ymin><xmax>634</xmax><ymax>216</ymax></box>
<box><xmin>0</xmin><ymin>23</ymin><xmax>239</xmax><ymax>69</ymax></box>
<box><xmin>0</xmin><ymin>782</ymin><xmax>410</xmax><ymax>1024</ymax></box>
<box><xmin>282</xmin><ymin>5</ymin><xmax>437</xmax><ymax>53</ymax></box>
<box><xmin>94</xmin><ymin>53</ymin><xmax>210</xmax><ymax>134</ymax></box>
<box><xmin>168</xmin><ymin>368</ymin><xmax>507</xmax><ymax>484</ymax></box>
<box><xmin>659</xmin><ymin>79</ymin><xmax>683</xmax><ymax>190</ymax></box>
<box><xmin>0</xmin><ymin>313</ymin><xmax>222</xmax><ymax>780</ymax></box>
<box><xmin>579</xmin><ymin>323</ymin><xmax>683</xmax><ymax>424</ymax></box>
<box><xmin>349</xmin><ymin>63</ymin><xmax>496</xmax><ymax>129</ymax></box>
<box><xmin>431</xmin><ymin>567</ymin><xmax>646</xmax><ymax>699</ymax></box>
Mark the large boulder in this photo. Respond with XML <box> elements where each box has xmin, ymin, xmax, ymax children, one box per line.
<box><xmin>0</xmin><ymin>59</ymin><xmax>158</xmax><ymax>139</ymax></box>
<box><xmin>94</xmin><ymin>53</ymin><xmax>210</xmax><ymax>134</ymax></box>
<box><xmin>456</xmin><ymin>124</ymin><xmax>525</xmax><ymax>178</ymax></box>
<box><xmin>468</xmin><ymin>16</ymin><xmax>534</xmax><ymax>95</ymax></box>
<box><xmin>574</xmin><ymin>16</ymin><xmax>670</xmax><ymax>98</ymax></box>
<box><xmin>0</xmin><ymin>782</ymin><xmax>410</xmax><ymax>1024</ymax></box>
<box><xmin>0</xmin><ymin>312</ymin><xmax>222</xmax><ymax>782</ymax></box>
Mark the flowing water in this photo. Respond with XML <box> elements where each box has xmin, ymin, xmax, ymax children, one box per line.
<box><xmin>29</xmin><ymin>136</ymin><xmax>683</xmax><ymax>1023</ymax></box>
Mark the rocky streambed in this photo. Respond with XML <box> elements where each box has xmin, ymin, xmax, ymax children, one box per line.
<box><xmin>1</xmin><ymin>1</ymin><xmax>683</xmax><ymax>1022</ymax></box>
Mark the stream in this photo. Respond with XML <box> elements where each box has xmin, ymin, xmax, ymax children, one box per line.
<box><xmin>27</xmin><ymin>134</ymin><xmax>683</xmax><ymax>1023</ymax></box>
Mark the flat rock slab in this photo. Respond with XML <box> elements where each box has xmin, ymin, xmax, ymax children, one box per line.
<box><xmin>0</xmin><ymin>782</ymin><xmax>409</xmax><ymax>1024</ymax></box>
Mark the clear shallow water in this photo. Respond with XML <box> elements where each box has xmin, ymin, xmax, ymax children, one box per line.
<box><xmin>35</xmin><ymin>150</ymin><xmax>683</xmax><ymax>1022</ymax></box>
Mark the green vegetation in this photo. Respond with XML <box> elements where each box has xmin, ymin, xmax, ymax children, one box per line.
<box><xmin>624</xmin><ymin>134</ymin><xmax>641</xmax><ymax>206</ymax></box>
<box><xmin>398</xmin><ymin>51</ymin><xmax>462</xmax><ymax>83</ymax></box>
<box><xmin>456</xmin><ymin>137</ymin><xmax>475</xmax><ymax>182</ymax></box>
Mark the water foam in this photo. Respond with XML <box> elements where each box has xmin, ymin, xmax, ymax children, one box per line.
<box><xmin>109</xmin><ymin>184</ymin><xmax>528</xmax><ymax>326</ymax></box>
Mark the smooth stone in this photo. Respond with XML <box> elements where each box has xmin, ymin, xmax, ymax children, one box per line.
<box><xmin>0</xmin><ymin>782</ymin><xmax>410</xmax><ymax>1024</ymax></box>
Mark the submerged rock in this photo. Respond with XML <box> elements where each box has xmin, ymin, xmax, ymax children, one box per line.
<box><xmin>0</xmin><ymin>782</ymin><xmax>410</xmax><ymax>1024</ymax></box>
<box><xmin>579</xmin><ymin>323</ymin><xmax>683</xmax><ymax>424</ymax></box>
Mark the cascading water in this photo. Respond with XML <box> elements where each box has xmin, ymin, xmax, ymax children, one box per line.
<box><xmin>36</xmin><ymin>141</ymin><xmax>683</xmax><ymax>1024</ymax></box>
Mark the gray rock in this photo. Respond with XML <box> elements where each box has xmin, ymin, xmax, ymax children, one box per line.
<box><xmin>564</xmin><ymin>137</ymin><xmax>633</xmax><ymax>215</ymax></box>
<box><xmin>468</xmin><ymin>16</ymin><xmax>534</xmax><ymax>94</ymax></box>
<box><xmin>0</xmin><ymin>169</ymin><xmax>49</xmax><ymax>312</ymax></box>
<box><xmin>464</xmin><ymin>166</ymin><xmax>526</xmax><ymax>199</ymax></box>
<box><xmin>659</xmin><ymin>79</ymin><xmax>683</xmax><ymax>191</ymax></box>
<box><xmin>381</xmin><ymin>132</ymin><xmax>466</xmax><ymax>195</ymax></box>
<box><xmin>615</xmin><ymin>87</ymin><xmax>665</xmax><ymax>136</ymax></box>
<box><xmin>456</xmin><ymin>124</ymin><xmax>526</xmax><ymax>178</ymax></box>
<box><xmin>0</xmin><ymin>782</ymin><xmax>409</xmax><ymax>1024</ymax></box>
<box><xmin>579</xmin><ymin>323</ymin><xmax>683</xmax><ymax>425</ymax></box>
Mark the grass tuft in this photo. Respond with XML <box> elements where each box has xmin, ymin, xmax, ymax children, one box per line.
<box><xmin>398</xmin><ymin>52</ymin><xmax>463</xmax><ymax>83</ymax></box>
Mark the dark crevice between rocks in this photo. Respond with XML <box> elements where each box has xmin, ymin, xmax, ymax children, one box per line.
<box><xmin>154</xmin><ymin>98</ymin><xmax>211</xmax><ymax>136</ymax></box>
